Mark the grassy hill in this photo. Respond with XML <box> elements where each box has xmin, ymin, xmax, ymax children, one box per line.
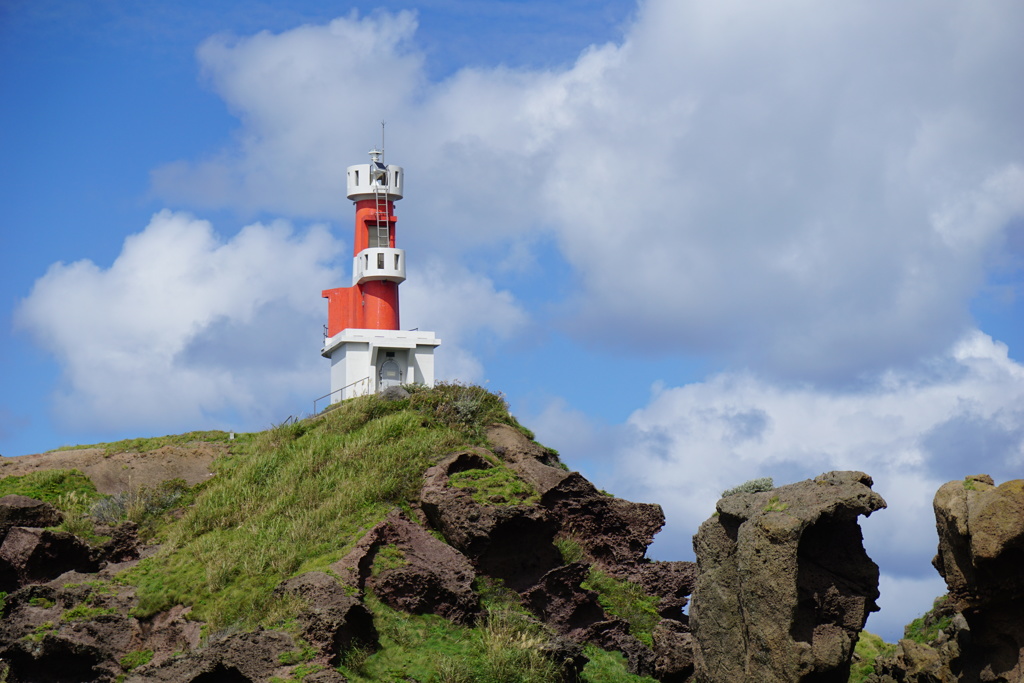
<box><xmin>1</xmin><ymin>383</ymin><xmax>658</xmax><ymax>682</ymax></box>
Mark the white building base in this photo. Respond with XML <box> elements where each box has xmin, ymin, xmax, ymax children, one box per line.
<box><xmin>321</xmin><ymin>328</ymin><xmax>441</xmax><ymax>403</ymax></box>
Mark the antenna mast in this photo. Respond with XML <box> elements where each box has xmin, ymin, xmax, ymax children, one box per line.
<box><xmin>380</xmin><ymin>121</ymin><xmax>386</xmax><ymax>165</ymax></box>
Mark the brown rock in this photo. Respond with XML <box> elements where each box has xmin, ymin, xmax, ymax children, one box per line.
<box><xmin>691</xmin><ymin>471</ymin><xmax>886</xmax><ymax>682</ymax></box>
<box><xmin>275</xmin><ymin>572</ymin><xmax>378</xmax><ymax>666</ymax></box>
<box><xmin>126</xmin><ymin>630</ymin><xmax>298</xmax><ymax>682</ymax></box>
<box><xmin>633</xmin><ymin>560</ymin><xmax>697</xmax><ymax>620</ymax></box>
<box><xmin>520</xmin><ymin>563</ymin><xmax>606</xmax><ymax>641</ymax></box>
<box><xmin>0</xmin><ymin>527</ymin><xmax>100</xmax><ymax>591</ymax></box>
<box><xmin>931</xmin><ymin>476</ymin><xmax>1024</xmax><ymax>682</ymax></box>
<box><xmin>420</xmin><ymin>450</ymin><xmax>562</xmax><ymax>591</ymax></box>
<box><xmin>102</xmin><ymin>521</ymin><xmax>142</xmax><ymax>563</ymax></box>
<box><xmin>653</xmin><ymin>619</ymin><xmax>696</xmax><ymax>682</ymax></box>
<box><xmin>0</xmin><ymin>495</ymin><xmax>63</xmax><ymax>540</ymax></box>
<box><xmin>488</xmin><ymin>425</ymin><xmax>666</xmax><ymax>577</ymax></box>
<box><xmin>332</xmin><ymin>510</ymin><xmax>479</xmax><ymax>624</ymax></box>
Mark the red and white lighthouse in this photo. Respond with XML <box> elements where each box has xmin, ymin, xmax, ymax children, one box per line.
<box><xmin>321</xmin><ymin>148</ymin><xmax>440</xmax><ymax>402</ymax></box>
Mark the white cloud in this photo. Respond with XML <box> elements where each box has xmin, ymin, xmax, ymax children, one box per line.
<box><xmin>531</xmin><ymin>330</ymin><xmax>1024</xmax><ymax>639</ymax></box>
<box><xmin>15</xmin><ymin>210</ymin><xmax>528</xmax><ymax>434</ymax></box>
<box><xmin>151</xmin><ymin>1</ymin><xmax>1024</xmax><ymax>381</ymax></box>
<box><xmin>15</xmin><ymin>211</ymin><xmax>341</xmax><ymax>432</ymax></box>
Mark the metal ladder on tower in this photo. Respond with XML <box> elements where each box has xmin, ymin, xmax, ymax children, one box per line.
<box><xmin>373</xmin><ymin>183</ymin><xmax>389</xmax><ymax>247</ymax></box>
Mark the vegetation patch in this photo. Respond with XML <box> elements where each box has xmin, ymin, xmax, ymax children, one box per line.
<box><xmin>581</xmin><ymin>570</ymin><xmax>660</xmax><ymax>649</ymax></box>
<box><xmin>23</xmin><ymin>622</ymin><xmax>56</xmax><ymax>643</ymax></box>
<box><xmin>49</xmin><ymin>430</ymin><xmax>240</xmax><ymax>456</ymax></box>
<box><xmin>90</xmin><ymin>478</ymin><xmax>196</xmax><ymax>540</ymax></box>
<box><xmin>722</xmin><ymin>477</ymin><xmax>774</xmax><ymax>497</ymax></box>
<box><xmin>449</xmin><ymin>466</ymin><xmax>538</xmax><ymax>507</ymax></box>
<box><xmin>904</xmin><ymin>596</ymin><xmax>953</xmax><ymax>644</ymax></box>
<box><xmin>762</xmin><ymin>495</ymin><xmax>789</xmax><ymax>512</ymax></box>
<box><xmin>554</xmin><ymin>537</ymin><xmax>588</xmax><ymax>564</ymax></box>
<box><xmin>119</xmin><ymin>649</ymin><xmax>154</xmax><ymax>672</ymax></box>
<box><xmin>581</xmin><ymin>645</ymin><xmax>658</xmax><ymax>682</ymax></box>
<box><xmin>123</xmin><ymin>385</ymin><xmax>523</xmax><ymax>632</ymax></box>
<box><xmin>339</xmin><ymin>586</ymin><xmax>563</xmax><ymax>683</ymax></box>
<box><xmin>62</xmin><ymin>603</ymin><xmax>117</xmax><ymax>622</ymax></box>
<box><xmin>849</xmin><ymin>631</ymin><xmax>896</xmax><ymax>683</ymax></box>
<box><xmin>371</xmin><ymin>545</ymin><xmax>409</xmax><ymax>576</ymax></box>
<box><xmin>0</xmin><ymin>469</ymin><xmax>99</xmax><ymax>506</ymax></box>
<box><xmin>277</xmin><ymin>641</ymin><xmax>317</xmax><ymax>665</ymax></box>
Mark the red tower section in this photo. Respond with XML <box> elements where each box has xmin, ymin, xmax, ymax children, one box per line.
<box><xmin>322</xmin><ymin>150</ymin><xmax>407</xmax><ymax>336</ymax></box>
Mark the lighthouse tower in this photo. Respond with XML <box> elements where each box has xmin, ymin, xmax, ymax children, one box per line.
<box><xmin>321</xmin><ymin>149</ymin><xmax>440</xmax><ymax>402</ymax></box>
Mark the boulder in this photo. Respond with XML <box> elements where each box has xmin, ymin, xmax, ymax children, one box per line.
<box><xmin>332</xmin><ymin>510</ymin><xmax>479</xmax><ymax>625</ymax></box>
<box><xmin>690</xmin><ymin>471</ymin><xmax>886</xmax><ymax>682</ymax></box>
<box><xmin>633</xmin><ymin>560</ymin><xmax>697</xmax><ymax>621</ymax></box>
<box><xmin>275</xmin><ymin>572</ymin><xmax>378</xmax><ymax>666</ymax></box>
<box><xmin>0</xmin><ymin>527</ymin><xmax>100</xmax><ymax>591</ymax></box>
<box><xmin>101</xmin><ymin>521</ymin><xmax>142</xmax><ymax>563</ymax></box>
<box><xmin>520</xmin><ymin>563</ymin><xmax>606</xmax><ymax>642</ymax></box>
<box><xmin>488</xmin><ymin>425</ymin><xmax>666</xmax><ymax>576</ymax></box>
<box><xmin>420</xmin><ymin>450</ymin><xmax>562</xmax><ymax>591</ymax></box>
<box><xmin>931</xmin><ymin>475</ymin><xmax>1024</xmax><ymax>682</ymax></box>
<box><xmin>0</xmin><ymin>580</ymin><xmax>145</xmax><ymax>683</ymax></box>
<box><xmin>126</xmin><ymin>630</ymin><xmax>299</xmax><ymax>682</ymax></box>
<box><xmin>653</xmin><ymin>619</ymin><xmax>696</xmax><ymax>682</ymax></box>
<box><xmin>0</xmin><ymin>495</ymin><xmax>63</xmax><ymax>540</ymax></box>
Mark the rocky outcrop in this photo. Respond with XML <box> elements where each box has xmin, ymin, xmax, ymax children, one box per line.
<box><xmin>653</xmin><ymin>619</ymin><xmax>696</xmax><ymax>682</ymax></box>
<box><xmin>126</xmin><ymin>630</ymin><xmax>300</xmax><ymax>682</ymax></box>
<box><xmin>0</xmin><ymin>495</ymin><xmax>63</xmax><ymax>537</ymax></box>
<box><xmin>489</xmin><ymin>424</ymin><xmax>667</xmax><ymax>578</ymax></box>
<box><xmin>0</xmin><ymin>577</ymin><xmax>199</xmax><ymax>682</ymax></box>
<box><xmin>690</xmin><ymin>471</ymin><xmax>886</xmax><ymax>682</ymax></box>
<box><xmin>332</xmin><ymin>510</ymin><xmax>479</xmax><ymax>625</ymax></box>
<box><xmin>0</xmin><ymin>527</ymin><xmax>100</xmax><ymax>592</ymax></box>
<box><xmin>520</xmin><ymin>563</ymin><xmax>606</xmax><ymax>641</ymax></box>
<box><xmin>420</xmin><ymin>449</ymin><xmax>563</xmax><ymax>591</ymax></box>
<box><xmin>275</xmin><ymin>571</ymin><xmax>378</xmax><ymax>666</ymax></box>
<box><xmin>931</xmin><ymin>475</ymin><xmax>1024</xmax><ymax>682</ymax></box>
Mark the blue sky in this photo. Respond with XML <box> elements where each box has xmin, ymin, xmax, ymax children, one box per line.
<box><xmin>2</xmin><ymin>0</ymin><xmax>1023</xmax><ymax>640</ymax></box>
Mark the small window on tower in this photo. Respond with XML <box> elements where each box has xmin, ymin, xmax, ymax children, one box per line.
<box><xmin>354</xmin><ymin>170</ymin><xmax>359</xmax><ymax>185</ymax></box>
<box><xmin>377</xmin><ymin>253</ymin><xmax>385</xmax><ymax>269</ymax></box>
<box><xmin>394</xmin><ymin>254</ymin><xmax>400</xmax><ymax>269</ymax></box>
<box><xmin>368</xmin><ymin>222</ymin><xmax>390</xmax><ymax>248</ymax></box>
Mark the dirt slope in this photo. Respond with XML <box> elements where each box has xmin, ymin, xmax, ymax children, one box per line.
<box><xmin>0</xmin><ymin>444</ymin><xmax>225</xmax><ymax>494</ymax></box>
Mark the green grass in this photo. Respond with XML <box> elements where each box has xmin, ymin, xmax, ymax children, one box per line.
<box><xmin>49</xmin><ymin>430</ymin><xmax>242</xmax><ymax>456</ymax></box>
<box><xmin>371</xmin><ymin>545</ymin><xmax>409</xmax><ymax>576</ymax></box>
<box><xmin>0</xmin><ymin>469</ymin><xmax>99</xmax><ymax>506</ymax></box>
<box><xmin>849</xmin><ymin>631</ymin><xmax>895</xmax><ymax>683</ymax></box>
<box><xmin>581</xmin><ymin>570</ymin><xmax>660</xmax><ymax>649</ymax></box>
<box><xmin>449</xmin><ymin>466</ymin><xmax>539</xmax><ymax>507</ymax></box>
<box><xmin>340</xmin><ymin>584</ymin><xmax>565</xmax><ymax>683</ymax></box>
<box><xmin>581</xmin><ymin>646</ymin><xmax>657</xmax><ymax>682</ymax></box>
<box><xmin>15</xmin><ymin>385</ymin><xmax>653</xmax><ymax>680</ymax></box>
<box><xmin>119</xmin><ymin>650</ymin><xmax>154</xmax><ymax>671</ymax></box>
<box><xmin>122</xmin><ymin>385</ymin><xmax>522</xmax><ymax>631</ymax></box>
<box><xmin>903</xmin><ymin>596</ymin><xmax>953</xmax><ymax>645</ymax></box>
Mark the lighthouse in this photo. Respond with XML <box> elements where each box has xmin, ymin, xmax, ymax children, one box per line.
<box><xmin>321</xmin><ymin>148</ymin><xmax>440</xmax><ymax>402</ymax></box>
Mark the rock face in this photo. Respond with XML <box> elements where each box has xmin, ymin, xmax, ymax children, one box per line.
<box><xmin>0</xmin><ymin>495</ymin><xmax>63</xmax><ymax>537</ymax></box>
<box><xmin>931</xmin><ymin>475</ymin><xmax>1024</xmax><ymax>682</ymax></box>
<box><xmin>0</xmin><ymin>426</ymin><xmax>697</xmax><ymax>682</ymax></box>
<box><xmin>420</xmin><ymin>449</ymin><xmax>563</xmax><ymax>591</ymax></box>
<box><xmin>332</xmin><ymin>510</ymin><xmax>479</xmax><ymax>625</ymax></box>
<box><xmin>690</xmin><ymin>471</ymin><xmax>886</xmax><ymax>682</ymax></box>
<box><xmin>0</xmin><ymin>527</ymin><xmax>100</xmax><ymax>592</ymax></box>
<box><xmin>275</xmin><ymin>572</ymin><xmax>379</xmax><ymax>667</ymax></box>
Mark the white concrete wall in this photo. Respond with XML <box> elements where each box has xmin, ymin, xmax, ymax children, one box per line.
<box><xmin>323</xmin><ymin>329</ymin><xmax>441</xmax><ymax>402</ymax></box>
